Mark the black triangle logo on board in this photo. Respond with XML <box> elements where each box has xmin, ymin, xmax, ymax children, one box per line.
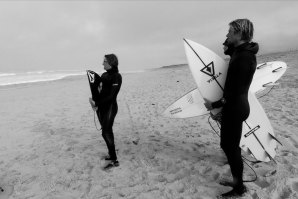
<box><xmin>87</xmin><ymin>71</ymin><xmax>95</xmax><ymax>83</ymax></box>
<box><xmin>200</xmin><ymin>61</ymin><xmax>215</xmax><ymax>77</ymax></box>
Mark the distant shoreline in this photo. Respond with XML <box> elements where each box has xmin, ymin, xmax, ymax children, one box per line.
<box><xmin>160</xmin><ymin>64</ymin><xmax>188</xmax><ymax>69</ymax></box>
<box><xmin>159</xmin><ymin>49</ymin><xmax>298</xmax><ymax>70</ymax></box>
<box><xmin>1</xmin><ymin>49</ymin><xmax>296</xmax><ymax>88</ymax></box>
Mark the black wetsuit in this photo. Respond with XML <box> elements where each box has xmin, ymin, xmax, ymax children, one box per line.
<box><xmin>95</xmin><ymin>69</ymin><xmax>122</xmax><ymax>161</ymax></box>
<box><xmin>212</xmin><ymin>42</ymin><xmax>259</xmax><ymax>186</ymax></box>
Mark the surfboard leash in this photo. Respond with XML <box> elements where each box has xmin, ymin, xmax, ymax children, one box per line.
<box><xmin>242</xmin><ymin>157</ymin><xmax>258</xmax><ymax>183</ymax></box>
<box><xmin>208</xmin><ymin>116</ymin><xmax>258</xmax><ymax>183</ymax></box>
<box><xmin>93</xmin><ymin>110</ymin><xmax>102</xmax><ymax>131</ymax></box>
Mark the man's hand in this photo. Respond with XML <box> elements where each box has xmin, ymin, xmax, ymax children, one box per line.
<box><xmin>204</xmin><ymin>98</ymin><xmax>213</xmax><ymax>111</ymax></box>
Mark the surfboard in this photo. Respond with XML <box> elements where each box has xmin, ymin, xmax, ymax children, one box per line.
<box><xmin>250</xmin><ymin>61</ymin><xmax>287</xmax><ymax>93</ymax></box>
<box><xmin>0</xmin><ymin>185</ymin><xmax>14</xmax><ymax>199</ymax></box>
<box><xmin>240</xmin><ymin>93</ymin><xmax>277</xmax><ymax>162</ymax></box>
<box><xmin>163</xmin><ymin>88</ymin><xmax>209</xmax><ymax>118</ymax></box>
<box><xmin>162</xmin><ymin>61</ymin><xmax>287</xmax><ymax>118</ymax></box>
<box><xmin>86</xmin><ymin>70</ymin><xmax>102</xmax><ymax>102</ymax></box>
<box><xmin>182</xmin><ymin>38</ymin><xmax>281</xmax><ymax>162</ymax></box>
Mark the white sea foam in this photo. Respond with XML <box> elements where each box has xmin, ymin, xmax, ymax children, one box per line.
<box><xmin>0</xmin><ymin>70</ymin><xmax>85</xmax><ymax>86</ymax></box>
<box><xmin>121</xmin><ymin>69</ymin><xmax>147</xmax><ymax>74</ymax></box>
<box><xmin>0</xmin><ymin>73</ymin><xmax>16</xmax><ymax>77</ymax></box>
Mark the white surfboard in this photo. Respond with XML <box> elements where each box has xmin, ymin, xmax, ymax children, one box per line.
<box><xmin>162</xmin><ymin>61</ymin><xmax>286</xmax><ymax>118</ymax></box>
<box><xmin>163</xmin><ymin>88</ymin><xmax>209</xmax><ymax>118</ymax></box>
<box><xmin>184</xmin><ymin>39</ymin><xmax>227</xmax><ymax>116</ymax></box>
<box><xmin>183</xmin><ymin>38</ymin><xmax>280</xmax><ymax>162</ymax></box>
<box><xmin>240</xmin><ymin>93</ymin><xmax>278</xmax><ymax>162</ymax></box>
<box><xmin>250</xmin><ymin>61</ymin><xmax>287</xmax><ymax>93</ymax></box>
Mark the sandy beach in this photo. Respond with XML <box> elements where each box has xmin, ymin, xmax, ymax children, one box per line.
<box><xmin>0</xmin><ymin>50</ymin><xmax>298</xmax><ymax>199</ymax></box>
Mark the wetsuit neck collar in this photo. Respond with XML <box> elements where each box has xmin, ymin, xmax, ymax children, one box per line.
<box><xmin>235</xmin><ymin>42</ymin><xmax>250</xmax><ymax>50</ymax></box>
<box><xmin>234</xmin><ymin>42</ymin><xmax>259</xmax><ymax>55</ymax></box>
<box><xmin>106</xmin><ymin>69</ymin><xmax>118</xmax><ymax>74</ymax></box>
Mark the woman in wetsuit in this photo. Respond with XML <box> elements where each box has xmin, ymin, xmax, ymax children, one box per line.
<box><xmin>205</xmin><ymin>19</ymin><xmax>259</xmax><ymax>198</ymax></box>
<box><xmin>89</xmin><ymin>54</ymin><xmax>122</xmax><ymax>169</ymax></box>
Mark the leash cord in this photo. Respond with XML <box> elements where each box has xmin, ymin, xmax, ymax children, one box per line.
<box><xmin>94</xmin><ymin>110</ymin><xmax>102</xmax><ymax>131</ymax></box>
<box><xmin>208</xmin><ymin>116</ymin><xmax>258</xmax><ymax>183</ymax></box>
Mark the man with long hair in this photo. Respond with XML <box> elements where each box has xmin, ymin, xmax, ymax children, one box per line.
<box><xmin>205</xmin><ymin>19</ymin><xmax>259</xmax><ymax>197</ymax></box>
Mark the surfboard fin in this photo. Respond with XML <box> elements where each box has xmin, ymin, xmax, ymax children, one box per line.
<box><xmin>251</xmin><ymin>132</ymin><xmax>277</xmax><ymax>164</ymax></box>
<box><xmin>257</xmin><ymin>63</ymin><xmax>267</xmax><ymax>69</ymax></box>
<box><xmin>263</xmin><ymin>82</ymin><xmax>279</xmax><ymax>87</ymax></box>
<box><xmin>268</xmin><ymin>133</ymin><xmax>283</xmax><ymax>146</ymax></box>
<box><xmin>247</xmin><ymin>148</ymin><xmax>257</xmax><ymax>160</ymax></box>
<box><xmin>262</xmin><ymin>150</ymin><xmax>276</xmax><ymax>163</ymax></box>
<box><xmin>272</xmin><ymin>67</ymin><xmax>285</xmax><ymax>73</ymax></box>
<box><xmin>246</xmin><ymin>147</ymin><xmax>267</xmax><ymax>164</ymax></box>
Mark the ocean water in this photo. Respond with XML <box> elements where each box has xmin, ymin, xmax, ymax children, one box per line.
<box><xmin>0</xmin><ymin>70</ymin><xmax>86</xmax><ymax>86</ymax></box>
<box><xmin>0</xmin><ymin>50</ymin><xmax>296</xmax><ymax>87</ymax></box>
<box><xmin>0</xmin><ymin>69</ymin><xmax>152</xmax><ymax>87</ymax></box>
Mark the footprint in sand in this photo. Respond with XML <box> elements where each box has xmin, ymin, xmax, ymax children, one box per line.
<box><xmin>292</xmin><ymin>181</ymin><xmax>298</xmax><ymax>193</ymax></box>
<box><xmin>280</xmin><ymin>150</ymin><xmax>291</xmax><ymax>157</ymax></box>
<box><xmin>279</xmin><ymin>186</ymin><xmax>292</xmax><ymax>199</ymax></box>
<box><xmin>289</xmin><ymin>137</ymin><xmax>298</xmax><ymax>148</ymax></box>
<box><xmin>288</xmin><ymin>178</ymin><xmax>298</xmax><ymax>194</ymax></box>
<box><xmin>254</xmin><ymin>178</ymin><xmax>271</xmax><ymax>189</ymax></box>
<box><xmin>283</xmin><ymin>134</ymin><xmax>290</xmax><ymax>139</ymax></box>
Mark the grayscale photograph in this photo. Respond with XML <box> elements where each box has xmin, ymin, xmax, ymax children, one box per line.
<box><xmin>0</xmin><ymin>1</ymin><xmax>297</xmax><ymax>198</ymax></box>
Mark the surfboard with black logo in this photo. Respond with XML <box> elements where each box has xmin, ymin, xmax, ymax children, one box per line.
<box><xmin>86</xmin><ymin>70</ymin><xmax>102</xmax><ymax>101</ymax></box>
<box><xmin>162</xmin><ymin>61</ymin><xmax>286</xmax><ymax>119</ymax></box>
<box><xmin>183</xmin><ymin>39</ymin><xmax>282</xmax><ymax>162</ymax></box>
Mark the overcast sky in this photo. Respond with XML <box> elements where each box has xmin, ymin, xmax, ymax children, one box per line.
<box><xmin>0</xmin><ymin>1</ymin><xmax>297</xmax><ymax>72</ymax></box>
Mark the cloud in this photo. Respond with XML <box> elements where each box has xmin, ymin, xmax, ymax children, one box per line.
<box><xmin>0</xmin><ymin>1</ymin><xmax>297</xmax><ymax>72</ymax></box>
